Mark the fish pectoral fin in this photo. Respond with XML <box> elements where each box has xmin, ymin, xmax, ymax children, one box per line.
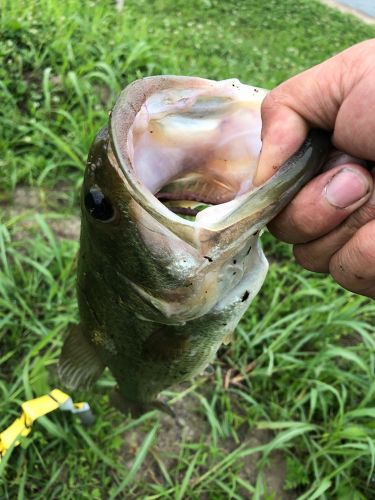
<box><xmin>110</xmin><ymin>389</ymin><xmax>175</xmax><ymax>418</ymax></box>
<box><xmin>58</xmin><ymin>324</ymin><xmax>105</xmax><ymax>389</ymax></box>
<box><xmin>223</xmin><ymin>330</ymin><xmax>234</xmax><ymax>345</ymax></box>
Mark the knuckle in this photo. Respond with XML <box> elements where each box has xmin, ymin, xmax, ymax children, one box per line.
<box><xmin>344</xmin><ymin>203</ymin><xmax>375</xmax><ymax>234</ymax></box>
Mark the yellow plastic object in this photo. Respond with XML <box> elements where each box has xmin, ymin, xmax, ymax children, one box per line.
<box><xmin>0</xmin><ymin>389</ymin><xmax>93</xmax><ymax>460</ymax></box>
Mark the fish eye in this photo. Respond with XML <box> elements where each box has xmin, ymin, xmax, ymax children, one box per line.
<box><xmin>84</xmin><ymin>187</ymin><xmax>114</xmax><ymax>222</ymax></box>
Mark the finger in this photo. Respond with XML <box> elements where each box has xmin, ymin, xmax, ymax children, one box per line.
<box><xmin>268</xmin><ymin>163</ymin><xmax>372</xmax><ymax>244</ymax></box>
<box><xmin>332</xmin><ymin>66</ymin><xmax>375</xmax><ymax>160</ymax></box>
<box><xmin>255</xmin><ymin>99</ymin><xmax>309</xmax><ymax>184</ymax></box>
<box><xmin>254</xmin><ymin>39</ymin><xmax>375</xmax><ymax>186</ymax></box>
<box><xmin>254</xmin><ymin>57</ymin><xmax>341</xmax><ymax>186</ymax></box>
<box><xmin>294</xmin><ymin>184</ymin><xmax>375</xmax><ymax>273</ymax></box>
<box><xmin>328</xmin><ymin>219</ymin><xmax>375</xmax><ymax>298</ymax></box>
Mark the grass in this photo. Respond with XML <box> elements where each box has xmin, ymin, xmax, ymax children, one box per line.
<box><xmin>0</xmin><ymin>0</ymin><xmax>375</xmax><ymax>498</ymax></box>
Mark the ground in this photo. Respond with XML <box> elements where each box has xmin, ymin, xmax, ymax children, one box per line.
<box><xmin>1</xmin><ymin>1</ymin><xmax>375</xmax><ymax>498</ymax></box>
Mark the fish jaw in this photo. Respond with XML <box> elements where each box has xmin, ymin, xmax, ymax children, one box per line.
<box><xmin>110</xmin><ymin>76</ymin><xmax>330</xmax><ymax>254</ymax></box>
<box><xmin>109</xmin><ymin>76</ymin><xmax>265</xmax><ymax>247</ymax></box>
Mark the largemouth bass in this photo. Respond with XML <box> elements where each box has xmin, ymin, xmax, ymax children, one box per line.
<box><xmin>59</xmin><ymin>76</ymin><xmax>330</xmax><ymax>415</ymax></box>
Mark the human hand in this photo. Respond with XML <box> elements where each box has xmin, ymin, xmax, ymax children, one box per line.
<box><xmin>255</xmin><ymin>39</ymin><xmax>375</xmax><ymax>298</ymax></box>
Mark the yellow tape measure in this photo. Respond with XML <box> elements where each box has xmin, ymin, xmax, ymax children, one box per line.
<box><xmin>0</xmin><ymin>389</ymin><xmax>93</xmax><ymax>460</ymax></box>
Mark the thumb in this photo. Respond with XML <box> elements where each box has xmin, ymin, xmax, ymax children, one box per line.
<box><xmin>268</xmin><ymin>161</ymin><xmax>372</xmax><ymax>245</ymax></box>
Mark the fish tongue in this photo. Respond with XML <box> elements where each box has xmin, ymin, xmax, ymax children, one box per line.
<box><xmin>155</xmin><ymin>171</ymin><xmax>238</xmax><ymax>219</ymax></box>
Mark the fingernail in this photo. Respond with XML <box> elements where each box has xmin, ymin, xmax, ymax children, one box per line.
<box><xmin>324</xmin><ymin>168</ymin><xmax>369</xmax><ymax>208</ymax></box>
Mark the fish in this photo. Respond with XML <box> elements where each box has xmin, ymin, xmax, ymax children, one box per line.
<box><xmin>58</xmin><ymin>76</ymin><xmax>330</xmax><ymax>416</ymax></box>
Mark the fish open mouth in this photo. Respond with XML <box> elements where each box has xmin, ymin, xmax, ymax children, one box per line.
<box><xmin>110</xmin><ymin>76</ymin><xmax>329</xmax><ymax>239</ymax></box>
<box><xmin>126</xmin><ymin>79</ymin><xmax>266</xmax><ymax>220</ymax></box>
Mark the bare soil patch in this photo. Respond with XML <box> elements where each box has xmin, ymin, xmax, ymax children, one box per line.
<box><xmin>121</xmin><ymin>391</ymin><xmax>296</xmax><ymax>498</ymax></box>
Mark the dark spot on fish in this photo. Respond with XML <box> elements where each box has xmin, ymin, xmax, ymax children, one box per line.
<box><xmin>254</xmin><ymin>88</ymin><xmax>259</xmax><ymax>93</ymax></box>
<box><xmin>233</xmin><ymin>259</ymin><xmax>237</xmax><ymax>264</ymax></box>
<box><xmin>339</xmin><ymin>264</ymin><xmax>345</xmax><ymax>272</ymax></box>
<box><xmin>204</xmin><ymin>256</ymin><xmax>213</xmax><ymax>262</ymax></box>
<box><xmin>241</xmin><ymin>291</ymin><xmax>250</xmax><ymax>302</ymax></box>
<box><xmin>252</xmin><ymin>231</ymin><xmax>259</xmax><ymax>236</ymax></box>
<box><xmin>85</xmin><ymin>187</ymin><xmax>114</xmax><ymax>222</ymax></box>
<box><xmin>355</xmin><ymin>274</ymin><xmax>364</xmax><ymax>280</ymax></box>
<box><xmin>149</xmin><ymin>130</ymin><xmax>154</xmax><ymax>133</ymax></box>
<box><xmin>233</xmin><ymin>271</ymin><xmax>236</xmax><ymax>275</ymax></box>
<box><xmin>246</xmin><ymin>245</ymin><xmax>252</xmax><ymax>255</ymax></box>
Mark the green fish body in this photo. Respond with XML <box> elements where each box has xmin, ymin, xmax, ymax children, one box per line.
<box><xmin>59</xmin><ymin>76</ymin><xmax>330</xmax><ymax>415</ymax></box>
